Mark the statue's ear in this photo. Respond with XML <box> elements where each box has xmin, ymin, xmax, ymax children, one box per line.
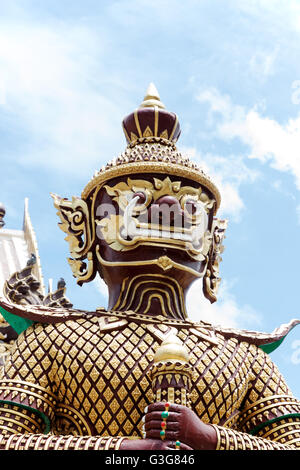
<box><xmin>51</xmin><ymin>193</ymin><xmax>96</xmax><ymax>285</ymax></box>
<box><xmin>203</xmin><ymin>218</ymin><xmax>228</xmax><ymax>303</ymax></box>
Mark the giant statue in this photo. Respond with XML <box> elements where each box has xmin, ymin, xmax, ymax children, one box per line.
<box><xmin>0</xmin><ymin>85</ymin><xmax>299</xmax><ymax>451</ymax></box>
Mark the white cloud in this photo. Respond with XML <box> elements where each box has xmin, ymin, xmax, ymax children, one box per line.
<box><xmin>221</xmin><ymin>110</ymin><xmax>300</xmax><ymax>191</ymax></box>
<box><xmin>187</xmin><ymin>278</ymin><xmax>262</xmax><ymax>329</ymax></box>
<box><xmin>0</xmin><ymin>22</ymin><xmax>126</xmax><ymax>177</ymax></box>
<box><xmin>95</xmin><ymin>276</ymin><xmax>108</xmax><ymax>299</ymax></box>
<box><xmin>197</xmin><ymin>87</ymin><xmax>300</xmax><ymax>192</ymax></box>
<box><xmin>182</xmin><ymin>145</ymin><xmax>259</xmax><ymax>221</ymax></box>
<box><xmin>249</xmin><ymin>47</ymin><xmax>279</xmax><ymax>80</ymax></box>
<box><xmin>237</xmin><ymin>0</ymin><xmax>300</xmax><ymax>33</ymax></box>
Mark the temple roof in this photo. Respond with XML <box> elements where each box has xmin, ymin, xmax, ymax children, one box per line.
<box><xmin>0</xmin><ymin>198</ymin><xmax>45</xmax><ymax>296</ymax></box>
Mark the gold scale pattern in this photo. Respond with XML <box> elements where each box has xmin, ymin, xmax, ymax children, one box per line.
<box><xmin>0</xmin><ymin>315</ymin><xmax>299</xmax><ymax>448</ymax></box>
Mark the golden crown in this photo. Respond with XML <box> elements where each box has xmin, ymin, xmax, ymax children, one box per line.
<box><xmin>81</xmin><ymin>84</ymin><xmax>221</xmax><ymax>212</ymax></box>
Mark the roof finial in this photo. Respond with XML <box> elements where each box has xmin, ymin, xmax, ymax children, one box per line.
<box><xmin>139</xmin><ymin>83</ymin><xmax>165</xmax><ymax>109</ymax></box>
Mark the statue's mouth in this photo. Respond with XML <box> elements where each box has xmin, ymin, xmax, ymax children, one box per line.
<box><xmin>116</xmin><ymin>195</ymin><xmax>211</xmax><ymax>260</ymax></box>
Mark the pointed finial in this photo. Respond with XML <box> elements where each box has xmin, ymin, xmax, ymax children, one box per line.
<box><xmin>139</xmin><ymin>83</ymin><xmax>165</xmax><ymax>109</ymax></box>
<box><xmin>153</xmin><ymin>333</ymin><xmax>190</xmax><ymax>363</ymax></box>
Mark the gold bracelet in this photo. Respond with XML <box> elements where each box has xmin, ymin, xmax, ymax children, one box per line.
<box><xmin>74</xmin><ymin>436</ymin><xmax>85</xmax><ymax>451</ymax></box>
<box><xmin>211</xmin><ymin>425</ymin><xmax>221</xmax><ymax>450</ymax></box>
<box><xmin>15</xmin><ymin>434</ymin><xmax>26</xmax><ymax>450</ymax></box>
<box><xmin>44</xmin><ymin>436</ymin><xmax>54</xmax><ymax>451</ymax></box>
<box><xmin>34</xmin><ymin>435</ymin><xmax>45</xmax><ymax>450</ymax></box>
<box><xmin>63</xmin><ymin>435</ymin><xmax>74</xmax><ymax>451</ymax></box>
<box><xmin>243</xmin><ymin>433</ymin><xmax>253</xmax><ymax>450</ymax></box>
<box><xmin>83</xmin><ymin>436</ymin><xmax>95</xmax><ymax>450</ymax></box>
<box><xmin>5</xmin><ymin>434</ymin><xmax>16</xmax><ymax>450</ymax></box>
<box><xmin>224</xmin><ymin>427</ymin><xmax>230</xmax><ymax>450</ymax></box>
<box><xmin>104</xmin><ymin>437</ymin><xmax>114</xmax><ymax>450</ymax></box>
<box><xmin>229</xmin><ymin>429</ymin><xmax>238</xmax><ymax>450</ymax></box>
<box><xmin>24</xmin><ymin>434</ymin><xmax>35</xmax><ymax>451</ymax></box>
<box><xmin>54</xmin><ymin>435</ymin><xmax>65</xmax><ymax>451</ymax></box>
<box><xmin>94</xmin><ymin>437</ymin><xmax>104</xmax><ymax>451</ymax></box>
<box><xmin>115</xmin><ymin>437</ymin><xmax>126</xmax><ymax>450</ymax></box>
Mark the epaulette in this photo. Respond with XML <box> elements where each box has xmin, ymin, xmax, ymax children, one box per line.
<box><xmin>212</xmin><ymin>320</ymin><xmax>300</xmax><ymax>353</ymax></box>
<box><xmin>0</xmin><ymin>297</ymin><xmax>299</xmax><ymax>354</ymax></box>
<box><xmin>0</xmin><ymin>297</ymin><xmax>91</xmax><ymax>334</ymax></box>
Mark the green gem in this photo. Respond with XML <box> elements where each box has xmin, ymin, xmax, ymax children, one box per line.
<box><xmin>161</xmin><ymin>411</ymin><xmax>169</xmax><ymax>419</ymax></box>
<box><xmin>160</xmin><ymin>430</ymin><xmax>166</xmax><ymax>437</ymax></box>
<box><xmin>175</xmin><ymin>440</ymin><xmax>180</xmax><ymax>446</ymax></box>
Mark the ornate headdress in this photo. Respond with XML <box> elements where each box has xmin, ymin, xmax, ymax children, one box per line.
<box><xmin>81</xmin><ymin>83</ymin><xmax>221</xmax><ymax>210</ymax></box>
<box><xmin>53</xmin><ymin>84</ymin><xmax>226</xmax><ymax>303</ymax></box>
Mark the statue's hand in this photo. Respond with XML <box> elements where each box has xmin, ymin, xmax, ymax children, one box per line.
<box><xmin>144</xmin><ymin>402</ymin><xmax>217</xmax><ymax>450</ymax></box>
<box><xmin>119</xmin><ymin>437</ymin><xmax>192</xmax><ymax>451</ymax></box>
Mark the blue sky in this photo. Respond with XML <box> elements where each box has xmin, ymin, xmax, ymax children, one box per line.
<box><xmin>1</xmin><ymin>0</ymin><xmax>300</xmax><ymax>396</ymax></box>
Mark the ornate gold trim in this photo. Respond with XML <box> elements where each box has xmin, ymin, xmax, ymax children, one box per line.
<box><xmin>241</xmin><ymin>394</ymin><xmax>297</xmax><ymax>414</ymax></box>
<box><xmin>169</xmin><ymin>115</ymin><xmax>178</xmax><ymax>142</ymax></box>
<box><xmin>134</xmin><ymin>109</ymin><xmax>142</xmax><ymax>137</ymax></box>
<box><xmin>55</xmin><ymin>404</ymin><xmax>93</xmax><ymax>436</ymax></box>
<box><xmin>262</xmin><ymin>421</ymin><xmax>300</xmax><ymax>439</ymax></box>
<box><xmin>82</xmin><ymin>161</ymin><xmax>221</xmax><ymax>211</ymax></box>
<box><xmin>154</xmin><ymin>106</ymin><xmax>159</xmax><ymax>137</ymax></box>
<box><xmin>96</xmin><ymin>246</ymin><xmax>207</xmax><ymax>278</ymax></box>
<box><xmin>113</xmin><ymin>274</ymin><xmax>186</xmax><ymax>317</ymax></box>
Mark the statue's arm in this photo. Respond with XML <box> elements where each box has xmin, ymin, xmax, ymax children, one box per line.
<box><xmin>0</xmin><ymin>400</ymin><xmax>190</xmax><ymax>451</ymax></box>
<box><xmin>145</xmin><ymin>346</ymin><xmax>300</xmax><ymax>450</ymax></box>
<box><xmin>216</xmin><ymin>349</ymin><xmax>300</xmax><ymax>449</ymax></box>
<box><xmin>220</xmin><ymin>346</ymin><xmax>300</xmax><ymax>450</ymax></box>
<box><xmin>0</xmin><ymin>323</ymin><xmax>129</xmax><ymax>450</ymax></box>
<box><xmin>0</xmin><ymin>419</ymin><xmax>127</xmax><ymax>450</ymax></box>
<box><xmin>210</xmin><ymin>418</ymin><xmax>300</xmax><ymax>450</ymax></box>
<box><xmin>0</xmin><ymin>323</ymin><xmax>192</xmax><ymax>451</ymax></box>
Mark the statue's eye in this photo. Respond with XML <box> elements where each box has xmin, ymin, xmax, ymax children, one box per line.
<box><xmin>185</xmin><ymin>199</ymin><xmax>202</xmax><ymax>216</ymax></box>
<box><xmin>133</xmin><ymin>192</ymin><xmax>147</xmax><ymax>205</ymax></box>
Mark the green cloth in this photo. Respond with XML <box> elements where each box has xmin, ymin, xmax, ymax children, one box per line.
<box><xmin>259</xmin><ymin>337</ymin><xmax>285</xmax><ymax>354</ymax></box>
<box><xmin>0</xmin><ymin>306</ymin><xmax>33</xmax><ymax>335</ymax></box>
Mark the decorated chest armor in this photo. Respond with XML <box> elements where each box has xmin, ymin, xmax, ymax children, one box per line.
<box><xmin>0</xmin><ymin>85</ymin><xmax>299</xmax><ymax>450</ymax></box>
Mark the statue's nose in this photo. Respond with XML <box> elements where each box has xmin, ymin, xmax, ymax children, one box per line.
<box><xmin>156</xmin><ymin>195</ymin><xmax>180</xmax><ymax>208</ymax></box>
<box><xmin>148</xmin><ymin>195</ymin><xmax>185</xmax><ymax>226</ymax></box>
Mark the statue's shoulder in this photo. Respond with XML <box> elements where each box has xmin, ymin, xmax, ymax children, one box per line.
<box><xmin>1</xmin><ymin>297</ymin><xmax>298</xmax><ymax>354</ymax></box>
<box><xmin>0</xmin><ymin>298</ymin><xmax>110</xmax><ymax>335</ymax></box>
<box><xmin>200</xmin><ymin>319</ymin><xmax>300</xmax><ymax>353</ymax></box>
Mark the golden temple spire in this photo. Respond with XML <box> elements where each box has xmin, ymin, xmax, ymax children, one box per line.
<box><xmin>139</xmin><ymin>82</ymin><xmax>166</xmax><ymax>109</ymax></box>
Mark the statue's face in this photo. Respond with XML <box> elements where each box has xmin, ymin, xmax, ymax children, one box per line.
<box><xmin>52</xmin><ymin>171</ymin><xmax>226</xmax><ymax>303</ymax></box>
<box><xmin>94</xmin><ymin>174</ymin><xmax>216</xmax><ymax>279</ymax></box>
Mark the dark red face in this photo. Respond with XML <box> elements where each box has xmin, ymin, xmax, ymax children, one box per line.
<box><xmin>93</xmin><ymin>173</ymin><xmax>215</xmax><ymax>289</ymax></box>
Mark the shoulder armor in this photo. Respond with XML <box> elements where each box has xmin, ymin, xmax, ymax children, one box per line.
<box><xmin>212</xmin><ymin>319</ymin><xmax>300</xmax><ymax>353</ymax></box>
<box><xmin>0</xmin><ymin>297</ymin><xmax>108</xmax><ymax>334</ymax></box>
<box><xmin>1</xmin><ymin>297</ymin><xmax>299</xmax><ymax>353</ymax></box>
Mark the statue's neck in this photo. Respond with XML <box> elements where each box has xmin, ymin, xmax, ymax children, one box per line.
<box><xmin>108</xmin><ymin>273</ymin><xmax>188</xmax><ymax>321</ymax></box>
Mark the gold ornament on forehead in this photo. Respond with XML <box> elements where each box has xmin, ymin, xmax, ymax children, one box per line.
<box><xmin>104</xmin><ymin>176</ymin><xmax>215</xmax><ymax>212</ymax></box>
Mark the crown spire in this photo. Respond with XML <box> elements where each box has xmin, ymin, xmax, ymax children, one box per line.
<box><xmin>139</xmin><ymin>82</ymin><xmax>165</xmax><ymax>109</ymax></box>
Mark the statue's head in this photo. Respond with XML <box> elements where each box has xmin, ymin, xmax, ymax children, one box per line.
<box><xmin>52</xmin><ymin>84</ymin><xmax>227</xmax><ymax>306</ymax></box>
